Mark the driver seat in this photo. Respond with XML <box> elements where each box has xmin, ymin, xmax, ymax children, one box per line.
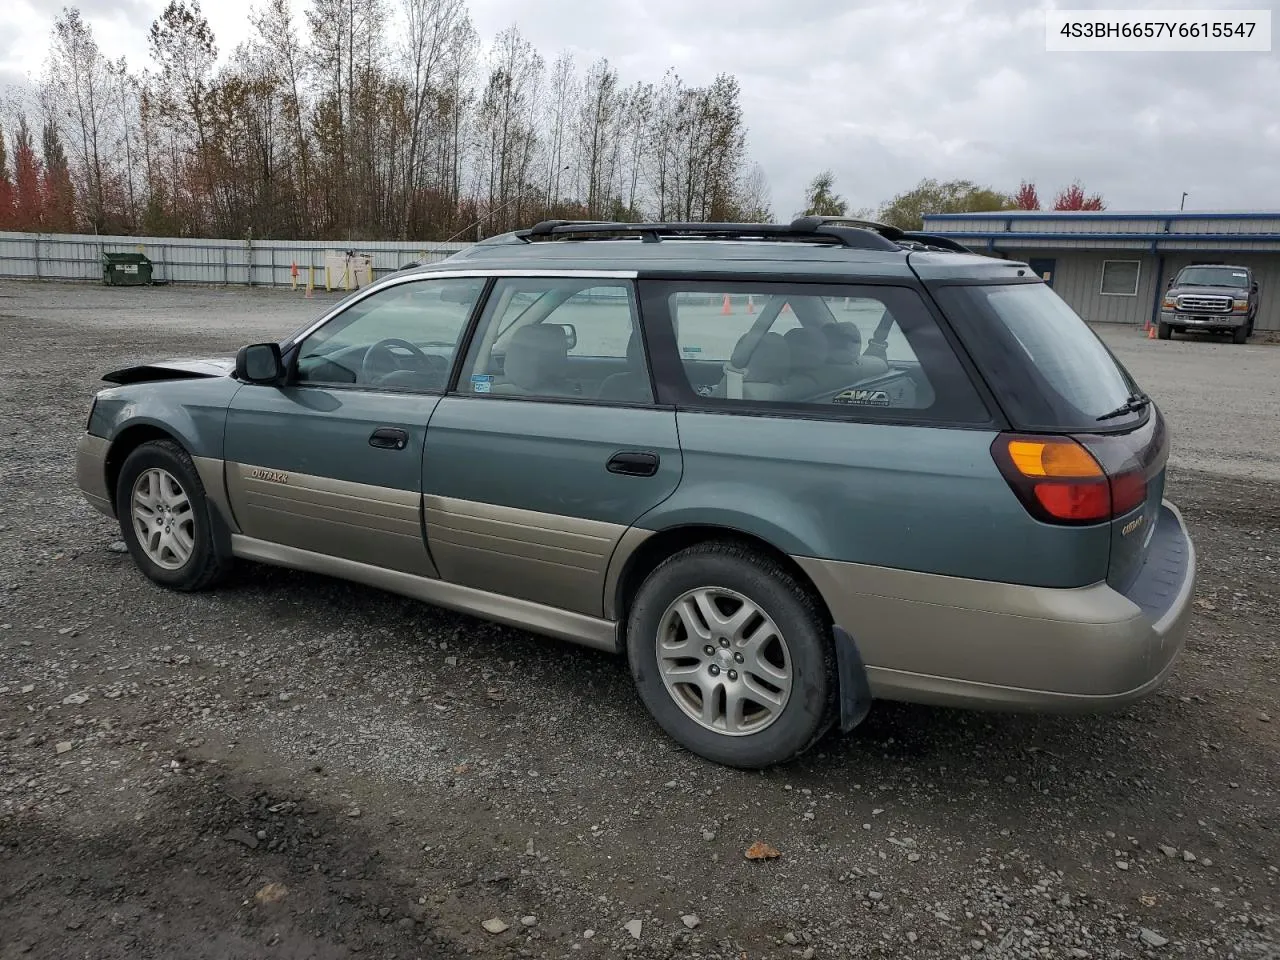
<box><xmin>490</xmin><ymin>324</ymin><xmax>573</xmax><ymax>396</ymax></box>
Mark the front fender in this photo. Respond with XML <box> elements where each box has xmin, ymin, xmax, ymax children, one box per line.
<box><xmin>91</xmin><ymin>377</ymin><xmax>242</xmax><ymax>460</ymax></box>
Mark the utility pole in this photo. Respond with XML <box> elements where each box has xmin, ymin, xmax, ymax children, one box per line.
<box><xmin>1180</xmin><ymin>192</ymin><xmax>1188</xmax><ymax>211</ymax></box>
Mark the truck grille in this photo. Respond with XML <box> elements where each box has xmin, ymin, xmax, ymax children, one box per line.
<box><xmin>1176</xmin><ymin>294</ymin><xmax>1232</xmax><ymax>313</ymax></box>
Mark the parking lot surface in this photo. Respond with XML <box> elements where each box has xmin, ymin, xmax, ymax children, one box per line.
<box><xmin>1</xmin><ymin>280</ymin><xmax>1277</xmax><ymax>959</ymax></box>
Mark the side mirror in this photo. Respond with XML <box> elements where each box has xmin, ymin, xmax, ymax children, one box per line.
<box><xmin>1252</xmin><ymin>282</ymin><xmax>1259</xmax><ymax>293</ymax></box>
<box><xmin>1166</xmin><ymin>277</ymin><xmax>1175</xmax><ymax>288</ymax></box>
<box><xmin>235</xmin><ymin>343</ymin><xmax>285</xmax><ymax>384</ymax></box>
<box><xmin>557</xmin><ymin>323</ymin><xmax>578</xmax><ymax>350</ymax></box>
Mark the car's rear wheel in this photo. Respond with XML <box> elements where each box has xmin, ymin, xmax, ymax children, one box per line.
<box><xmin>115</xmin><ymin>439</ymin><xmax>230</xmax><ymax>591</ymax></box>
<box><xmin>625</xmin><ymin>542</ymin><xmax>835</xmax><ymax>768</ymax></box>
<box><xmin>1157</xmin><ymin>322</ymin><xmax>1172</xmax><ymax>340</ymax></box>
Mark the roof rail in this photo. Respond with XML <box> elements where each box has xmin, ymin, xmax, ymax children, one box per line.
<box><xmin>519</xmin><ymin>218</ymin><xmax>904</xmax><ymax>252</ymax></box>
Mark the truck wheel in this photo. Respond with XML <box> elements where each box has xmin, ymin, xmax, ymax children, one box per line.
<box><xmin>1157</xmin><ymin>322</ymin><xmax>1172</xmax><ymax>340</ymax></box>
<box><xmin>1232</xmin><ymin>324</ymin><xmax>1249</xmax><ymax>344</ymax></box>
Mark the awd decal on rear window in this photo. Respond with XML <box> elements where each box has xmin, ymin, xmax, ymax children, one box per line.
<box><xmin>832</xmin><ymin>388</ymin><xmax>890</xmax><ymax>406</ymax></box>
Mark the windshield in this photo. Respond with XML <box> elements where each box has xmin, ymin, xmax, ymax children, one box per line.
<box><xmin>934</xmin><ymin>282</ymin><xmax>1145</xmax><ymax>431</ymax></box>
<box><xmin>1175</xmin><ymin>266</ymin><xmax>1249</xmax><ymax>288</ymax></box>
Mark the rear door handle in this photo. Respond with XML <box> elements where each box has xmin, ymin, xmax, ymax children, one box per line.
<box><xmin>607</xmin><ymin>451</ymin><xmax>660</xmax><ymax>477</ymax></box>
<box><xmin>369</xmin><ymin>427</ymin><xmax>409</xmax><ymax>450</ymax></box>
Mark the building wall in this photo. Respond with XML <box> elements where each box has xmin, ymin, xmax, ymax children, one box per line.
<box><xmin>988</xmin><ymin>247</ymin><xmax>1280</xmax><ymax>331</ymax></box>
<box><xmin>992</xmin><ymin>249</ymin><xmax>1158</xmax><ymax>325</ymax></box>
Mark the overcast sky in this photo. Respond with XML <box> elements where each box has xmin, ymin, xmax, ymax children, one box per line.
<box><xmin>2</xmin><ymin>0</ymin><xmax>1277</xmax><ymax>217</ymax></box>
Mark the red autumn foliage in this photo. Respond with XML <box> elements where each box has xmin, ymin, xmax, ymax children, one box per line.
<box><xmin>1012</xmin><ymin>181</ymin><xmax>1040</xmax><ymax>210</ymax></box>
<box><xmin>0</xmin><ymin>129</ymin><xmax>14</xmax><ymax>230</ymax></box>
<box><xmin>12</xmin><ymin>119</ymin><xmax>44</xmax><ymax>230</ymax></box>
<box><xmin>1053</xmin><ymin>181</ymin><xmax>1106</xmax><ymax>211</ymax></box>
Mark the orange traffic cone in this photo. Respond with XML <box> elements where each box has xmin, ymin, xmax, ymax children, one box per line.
<box><xmin>721</xmin><ymin>294</ymin><xmax>733</xmax><ymax>315</ymax></box>
<box><xmin>781</xmin><ymin>301</ymin><xmax>791</xmax><ymax>314</ymax></box>
<box><xmin>1148</xmin><ymin>324</ymin><xmax>1155</xmax><ymax>339</ymax></box>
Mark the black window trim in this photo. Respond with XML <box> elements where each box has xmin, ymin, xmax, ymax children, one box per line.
<box><xmin>637</xmin><ymin>277</ymin><xmax>1003</xmax><ymax>430</ymax></box>
<box><xmin>445</xmin><ymin>276</ymin><xmax>663</xmax><ymax>410</ymax></box>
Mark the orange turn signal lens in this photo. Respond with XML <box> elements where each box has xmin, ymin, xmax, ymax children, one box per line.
<box><xmin>1005</xmin><ymin>439</ymin><xmax>1104</xmax><ymax>479</ymax></box>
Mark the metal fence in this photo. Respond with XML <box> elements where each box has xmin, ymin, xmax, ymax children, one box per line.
<box><xmin>0</xmin><ymin>231</ymin><xmax>473</xmax><ymax>287</ymax></box>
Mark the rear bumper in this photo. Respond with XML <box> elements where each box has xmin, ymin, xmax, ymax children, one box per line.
<box><xmin>795</xmin><ymin>500</ymin><xmax>1196</xmax><ymax>711</ymax></box>
<box><xmin>76</xmin><ymin>433</ymin><xmax>115</xmax><ymax>518</ymax></box>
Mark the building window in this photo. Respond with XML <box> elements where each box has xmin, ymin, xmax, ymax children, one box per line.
<box><xmin>1099</xmin><ymin>260</ymin><xmax>1141</xmax><ymax>297</ymax></box>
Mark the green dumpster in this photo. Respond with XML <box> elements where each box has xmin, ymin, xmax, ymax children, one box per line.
<box><xmin>102</xmin><ymin>252</ymin><xmax>153</xmax><ymax>286</ymax></box>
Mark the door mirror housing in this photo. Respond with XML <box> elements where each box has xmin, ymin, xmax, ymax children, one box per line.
<box><xmin>557</xmin><ymin>323</ymin><xmax>577</xmax><ymax>350</ymax></box>
<box><xmin>235</xmin><ymin>343</ymin><xmax>285</xmax><ymax>384</ymax></box>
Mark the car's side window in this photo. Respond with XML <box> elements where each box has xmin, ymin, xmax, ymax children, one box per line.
<box><xmin>457</xmin><ymin>278</ymin><xmax>652</xmax><ymax>404</ymax></box>
<box><xmin>294</xmin><ymin>277</ymin><xmax>483</xmax><ymax>392</ymax></box>
<box><xmin>643</xmin><ymin>281</ymin><xmax>990</xmax><ymax>423</ymax></box>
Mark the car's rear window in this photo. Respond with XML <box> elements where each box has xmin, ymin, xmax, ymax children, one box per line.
<box><xmin>934</xmin><ymin>282</ymin><xmax>1145</xmax><ymax>432</ymax></box>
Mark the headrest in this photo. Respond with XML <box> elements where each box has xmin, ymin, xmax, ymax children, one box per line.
<box><xmin>625</xmin><ymin>330</ymin><xmax>644</xmax><ymax>369</ymax></box>
<box><xmin>821</xmin><ymin>322</ymin><xmax>861</xmax><ymax>364</ymax></box>
<box><xmin>504</xmin><ymin>324</ymin><xmax>568</xmax><ymax>390</ymax></box>
<box><xmin>783</xmin><ymin>327</ymin><xmax>824</xmax><ymax>372</ymax></box>
<box><xmin>743</xmin><ymin>332</ymin><xmax>789</xmax><ymax>384</ymax></box>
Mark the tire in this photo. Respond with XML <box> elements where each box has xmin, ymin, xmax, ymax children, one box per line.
<box><xmin>1232</xmin><ymin>324</ymin><xmax>1249</xmax><ymax>344</ymax></box>
<box><xmin>114</xmin><ymin>439</ymin><xmax>230</xmax><ymax>591</ymax></box>
<box><xmin>625</xmin><ymin>542</ymin><xmax>836</xmax><ymax>769</ymax></box>
<box><xmin>1157</xmin><ymin>322</ymin><xmax>1172</xmax><ymax>340</ymax></box>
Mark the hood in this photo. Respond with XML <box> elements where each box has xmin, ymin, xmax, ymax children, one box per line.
<box><xmin>1168</xmin><ymin>283</ymin><xmax>1249</xmax><ymax>298</ymax></box>
<box><xmin>102</xmin><ymin>357</ymin><xmax>236</xmax><ymax>385</ymax></box>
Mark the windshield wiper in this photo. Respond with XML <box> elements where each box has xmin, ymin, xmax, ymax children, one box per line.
<box><xmin>1096</xmin><ymin>392</ymin><xmax>1151</xmax><ymax>421</ymax></box>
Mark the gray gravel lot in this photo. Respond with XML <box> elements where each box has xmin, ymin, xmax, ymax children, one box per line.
<box><xmin>0</xmin><ymin>280</ymin><xmax>1277</xmax><ymax>960</ymax></box>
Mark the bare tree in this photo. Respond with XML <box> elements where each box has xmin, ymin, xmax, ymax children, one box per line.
<box><xmin>45</xmin><ymin>8</ymin><xmax>112</xmax><ymax>231</ymax></box>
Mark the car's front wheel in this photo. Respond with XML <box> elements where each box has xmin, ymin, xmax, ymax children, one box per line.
<box><xmin>115</xmin><ymin>439</ymin><xmax>230</xmax><ymax>591</ymax></box>
<box><xmin>1157</xmin><ymin>322</ymin><xmax>1172</xmax><ymax>340</ymax></box>
<box><xmin>1232</xmin><ymin>323</ymin><xmax>1249</xmax><ymax>344</ymax></box>
<box><xmin>626</xmin><ymin>542</ymin><xmax>836</xmax><ymax>768</ymax></box>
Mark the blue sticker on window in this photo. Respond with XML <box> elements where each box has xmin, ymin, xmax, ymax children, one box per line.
<box><xmin>473</xmin><ymin>380</ymin><xmax>491</xmax><ymax>393</ymax></box>
<box><xmin>470</xmin><ymin>374</ymin><xmax>493</xmax><ymax>382</ymax></box>
<box><xmin>682</xmin><ymin>345</ymin><xmax>703</xmax><ymax>355</ymax></box>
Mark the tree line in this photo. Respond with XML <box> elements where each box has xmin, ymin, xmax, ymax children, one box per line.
<box><xmin>0</xmin><ymin>0</ymin><xmax>770</xmax><ymax>240</ymax></box>
<box><xmin>801</xmin><ymin>171</ymin><xmax>1107</xmax><ymax>231</ymax></box>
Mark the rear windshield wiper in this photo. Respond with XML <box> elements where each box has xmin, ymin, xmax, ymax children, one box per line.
<box><xmin>1096</xmin><ymin>392</ymin><xmax>1151</xmax><ymax>421</ymax></box>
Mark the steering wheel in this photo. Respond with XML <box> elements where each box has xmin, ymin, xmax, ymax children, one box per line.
<box><xmin>361</xmin><ymin>338</ymin><xmax>433</xmax><ymax>384</ymax></box>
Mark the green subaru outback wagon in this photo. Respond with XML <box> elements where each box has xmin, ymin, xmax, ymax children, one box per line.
<box><xmin>75</xmin><ymin>218</ymin><xmax>1196</xmax><ymax>769</ymax></box>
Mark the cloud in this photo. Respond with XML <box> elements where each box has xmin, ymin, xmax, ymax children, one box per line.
<box><xmin>1</xmin><ymin>0</ymin><xmax>1276</xmax><ymax>215</ymax></box>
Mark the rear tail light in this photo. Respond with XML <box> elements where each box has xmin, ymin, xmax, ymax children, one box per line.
<box><xmin>991</xmin><ymin>434</ymin><xmax>1147</xmax><ymax>525</ymax></box>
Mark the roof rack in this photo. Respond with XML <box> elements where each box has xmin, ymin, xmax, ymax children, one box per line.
<box><xmin>520</xmin><ymin>217</ymin><xmax>908</xmax><ymax>252</ymax></box>
<box><xmin>898</xmin><ymin>232</ymin><xmax>974</xmax><ymax>254</ymax></box>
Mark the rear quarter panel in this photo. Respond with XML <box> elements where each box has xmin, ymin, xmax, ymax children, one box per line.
<box><xmin>646</xmin><ymin>412</ymin><xmax>1111</xmax><ymax>588</ymax></box>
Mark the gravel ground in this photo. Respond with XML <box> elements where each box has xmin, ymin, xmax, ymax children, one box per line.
<box><xmin>1</xmin><ymin>280</ymin><xmax>1277</xmax><ymax>960</ymax></box>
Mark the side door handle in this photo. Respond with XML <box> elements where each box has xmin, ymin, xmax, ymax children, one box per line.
<box><xmin>369</xmin><ymin>426</ymin><xmax>409</xmax><ymax>450</ymax></box>
<box><xmin>607</xmin><ymin>451</ymin><xmax>660</xmax><ymax>477</ymax></box>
